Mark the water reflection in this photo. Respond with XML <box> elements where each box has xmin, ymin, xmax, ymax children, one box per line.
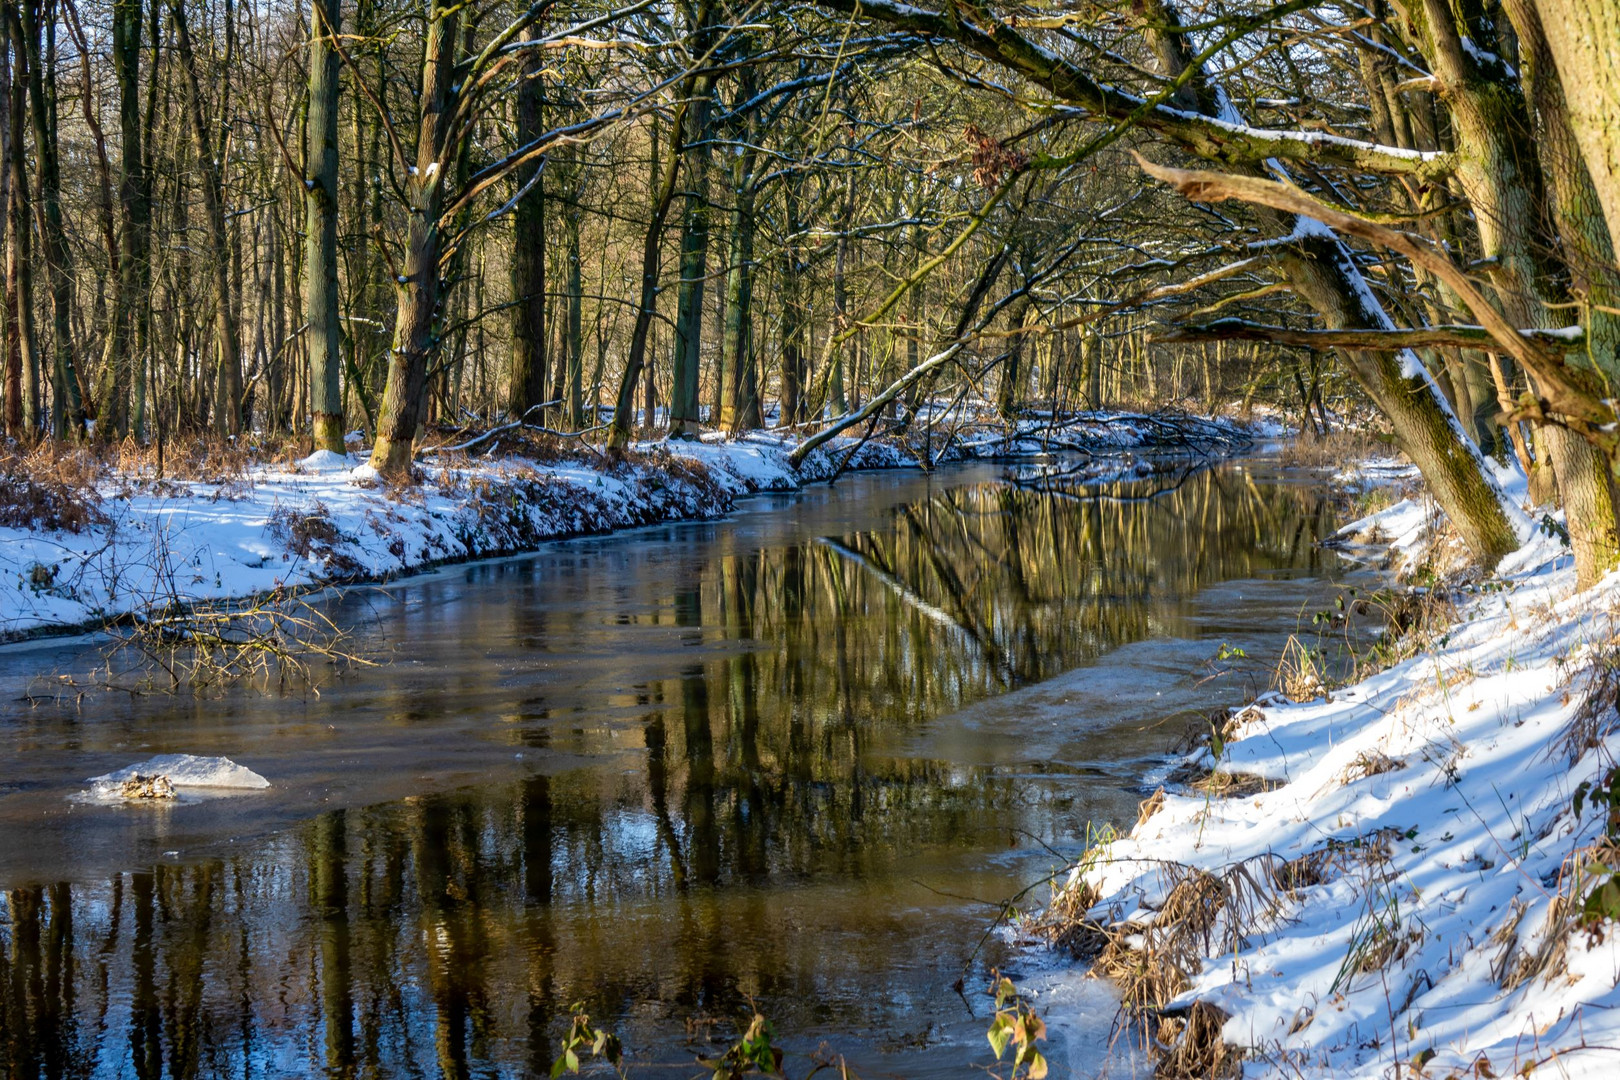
<box><xmin>1</xmin><ymin>459</ymin><xmax>1352</xmax><ymax>1078</ymax></box>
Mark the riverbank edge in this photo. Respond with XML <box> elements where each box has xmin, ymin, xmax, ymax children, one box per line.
<box><xmin>0</xmin><ymin>412</ymin><xmax>1259</xmax><ymax>645</ymax></box>
<box><xmin>1035</xmin><ymin>459</ymin><xmax>1620</xmax><ymax>1079</ymax></box>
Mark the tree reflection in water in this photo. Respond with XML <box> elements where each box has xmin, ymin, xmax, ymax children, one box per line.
<box><xmin>0</xmin><ymin>462</ymin><xmax>1348</xmax><ymax>1077</ymax></box>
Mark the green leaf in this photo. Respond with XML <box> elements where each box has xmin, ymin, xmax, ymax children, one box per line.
<box><xmin>1027</xmin><ymin>1050</ymin><xmax>1049</xmax><ymax>1079</ymax></box>
<box><xmin>988</xmin><ymin>1018</ymin><xmax>1013</xmax><ymax>1059</ymax></box>
<box><xmin>1583</xmin><ymin>876</ymin><xmax>1620</xmax><ymax>922</ymax></box>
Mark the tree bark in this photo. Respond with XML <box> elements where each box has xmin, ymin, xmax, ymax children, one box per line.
<box><xmin>506</xmin><ymin>26</ymin><xmax>548</xmax><ymax>420</ymax></box>
<box><xmin>113</xmin><ymin>0</ymin><xmax>151</xmax><ymax>440</ymax></box>
<box><xmin>171</xmin><ymin>0</ymin><xmax>242</xmax><ymax>436</ymax></box>
<box><xmin>367</xmin><ymin>0</ymin><xmax>460</xmax><ymax>479</ymax></box>
<box><xmin>21</xmin><ymin>0</ymin><xmax>82</xmax><ymax>437</ymax></box>
<box><xmin>668</xmin><ymin>15</ymin><xmax>715</xmax><ymax>438</ymax></box>
<box><xmin>305</xmin><ymin>0</ymin><xmax>344</xmax><ymax>452</ymax></box>
<box><xmin>562</xmin><ymin>154</ymin><xmax>584</xmax><ymax>429</ymax></box>
<box><xmin>997</xmin><ymin>289</ymin><xmax>1033</xmax><ymax>418</ymax></box>
<box><xmin>1531</xmin><ymin>0</ymin><xmax>1620</xmax><ymax>250</ymax></box>
<box><xmin>720</xmin><ymin>126</ymin><xmax>759</xmax><ymax>433</ymax></box>
<box><xmin>778</xmin><ymin>179</ymin><xmax>806</xmax><ymax>426</ymax></box>
<box><xmin>606</xmin><ymin>103</ymin><xmax>689</xmax><ymax>451</ymax></box>
<box><xmin>0</xmin><ymin>8</ymin><xmax>29</xmax><ymax>437</ymax></box>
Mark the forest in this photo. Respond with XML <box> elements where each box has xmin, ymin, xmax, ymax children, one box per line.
<box><xmin>4</xmin><ymin>0</ymin><xmax>1620</xmax><ymax>1077</ymax></box>
<box><xmin>0</xmin><ymin>0</ymin><xmax>1611</xmax><ymax>582</ymax></box>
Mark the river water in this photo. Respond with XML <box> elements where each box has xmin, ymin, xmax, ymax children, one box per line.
<box><xmin>0</xmin><ymin>454</ymin><xmax>1363</xmax><ymax>1078</ymax></box>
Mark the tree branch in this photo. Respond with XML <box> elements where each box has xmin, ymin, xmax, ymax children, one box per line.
<box><xmin>1152</xmin><ymin>318</ymin><xmax>1586</xmax><ymax>351</ymax></box>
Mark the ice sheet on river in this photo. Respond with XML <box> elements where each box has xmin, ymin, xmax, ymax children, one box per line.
<box><xmin>81</xmin><ymin>754</ymin><xmax>270</xmax><ymax>803</ymax></box>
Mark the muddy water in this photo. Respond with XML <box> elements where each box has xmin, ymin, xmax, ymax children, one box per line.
<box><xmin>0</xmin><ymin>456</ymin><xmax>1365</xmax><ymax>1078</ymax></box>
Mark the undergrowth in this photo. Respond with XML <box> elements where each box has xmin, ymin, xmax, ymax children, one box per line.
<box><xmin>0</xmin><ymin>443</ymin><xmax>107</xmax><ymax>532</ymax></box>
<box><xmin>1277</xmin><ymin>428</ymin><xmax>1390</xmax><ymax>470</ymax></box>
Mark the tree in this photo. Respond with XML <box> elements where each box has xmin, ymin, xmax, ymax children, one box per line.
<box><xmin>305</xmin><ymin>0</ymin><xmax>344</xmax><ymax>452</ymax></box>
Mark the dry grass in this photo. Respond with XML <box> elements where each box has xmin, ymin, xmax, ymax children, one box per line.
<box><xmin>1555</xmin><ymin>654</ymin><xmax>1620</xmax><ymax>766</ymax></box>
<box><xmin>1278</xmin><ymin>428</ymin><xmax>1390</xmax><ymax>470</ymax></box>
<box><xmin>1137</xmin><ymin>788</ymin><xmax>1167</xmax><ymax>829</ymax></box>
<box><xmin>1041</xmin><ymin>828</ymin><xmax>1404</xmax><ymax>1076</ymax></box>
<box><xmin>265</xmin><ymin>501</ymin><xmax>366</xmax><ymax>581</ymax></box>
<box><xmin>1152</xmin><ymin>1002</ymin><xmax>1241</xmax><ymax>1079</ymax></box>
<box><xmin>0</xmin><ymin>434</ymin><xmax>325</xmax><ymax>532</ymax></box>
<box><xmin>1350</xmin><ymin>584</ymin><xmax>1464</xmax><ymax>680</ymax></box>
<box><xmin>115</xmin><ymin>432</ymin><xmax>310</xmax><ymax>484</ymax></box>
<box><xmin>0</xmin><ymin>443</ymin><xmax>108</xmax><ymax>533</ymax></box>
<box><xmin>1188</xmin><ymin>769</ymin><xmax>1279</xmax><ymax>797</ymax></box>
<box><xmin>1272</xmin><ymin>634</ymin><xmax>1327</xmax><ymax>702</ymax></box>
<box><xmin>1497</xmin><ymin>888</ymin><xmax>1579</xmax><ymax>991</ymax></box>
<box><xmin>1336</xmin><ymin>749</ymin><xmax>1406</xmax><ymax>785</ymax></box>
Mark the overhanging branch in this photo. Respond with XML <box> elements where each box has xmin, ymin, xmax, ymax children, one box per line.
<box><xmin>1152</xmin><ymin>319</ymin><xmax>1587</xmax><ymax>351</ymax></box>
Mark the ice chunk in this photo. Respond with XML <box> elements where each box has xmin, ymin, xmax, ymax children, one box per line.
<box><xmin>89</xmin><ymin>754</ymin><xmax>270</xmax><ymax>790</ymax></box>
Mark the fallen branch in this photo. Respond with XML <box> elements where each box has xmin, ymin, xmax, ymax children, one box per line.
<box><xmin>419</xmin><ymin>401</ymin><xmax>561</xmax><ymax>457</ymax></box>
<box><xmin>788</xmin><ymin>343</ymin><xmax>965</xmax><ymax>469</ymax></box>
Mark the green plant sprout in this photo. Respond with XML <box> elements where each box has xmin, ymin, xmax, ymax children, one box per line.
<box><xmin>551</xmin><ymin>1004</ymin><xmax>625</xmax><ymax>1079</ymax></box>
<box><xmin>986</xmin><ymin>974</ymin><xmax>1049</xmax><ymax>1080</ymax></box>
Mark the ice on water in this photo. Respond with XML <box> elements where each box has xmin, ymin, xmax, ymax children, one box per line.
<box><xmin>82</xmin><ymin>753</ymin><xmax>270</xmax><ymax>803</ymax></box>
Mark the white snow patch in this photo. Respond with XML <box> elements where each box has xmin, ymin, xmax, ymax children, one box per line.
<box><xmin>298</xmin><ymin>449</ymin><xmax>354</xmax><ymax>473</ymax></box>
<box><xmin>1053</xmin><ymin>459</ymin><xmax>1620</xmax><ymax>1079</ymax></box>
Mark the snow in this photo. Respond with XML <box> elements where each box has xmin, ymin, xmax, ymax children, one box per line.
<box><xmin>1045</xmin><ymin>460</ymin><xmax>1620</xmax><ymax>1079</ymax></box>
<box><xmin>0</xmin><ymin>416</ymin><xmax>1249</xmax><ymax>641</ymax></box>
<box><xmin>88</xmin><ymin>754</ymin><xmax>271</xmax><ymax>790</ymax></box>
<box><xmin>78</xmin><ymin>754</ymin><xmax>271</xmax><ymax>803</ymax></box>
<box><xmin>297</xmin><ymin>448</ymin><xmax>354</xmax><ymax>473</ymax></box>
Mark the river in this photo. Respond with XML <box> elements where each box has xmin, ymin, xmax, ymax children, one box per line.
<box><xmin>0</xmin><ymin>453</ymin><xmax>1365</xmax><ymax>1078</ymax></box>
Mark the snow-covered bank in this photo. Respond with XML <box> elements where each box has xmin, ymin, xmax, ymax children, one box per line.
<box><xmin>0</xmin><ymin>412</ymin><xmax>1253</xmax><ymax>642</ymax></box>
<box><xmin>1044</xmin><ymin>463</ymin><xmax>1620</xmax><ymax>1078</ymax></box>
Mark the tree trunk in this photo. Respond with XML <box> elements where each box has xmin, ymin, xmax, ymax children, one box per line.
<box><xmin>562</xmin><ymin>157</ymin><xmax>584</xmax><ymax>429</ymax></box>
<box><xmin>720</xmin><ymin>130</ymin><xmax>759</xmax><ymax>433</ymax></box>
<box><xmin>113</xmin><ymin>0</ymin><xmax>151</xmax><ymax>441</ymax></box>
<box><xmin>367</xmin><ymin>0</ymin><xmax>459</xmax><ymax>479</ymax></box>
<box><xmin>778</xmin><ymin>180</ymin><xmax>806</xmax><ymax>426</ymax></box>
<box><xmin>171</xmin><ymin>0</ymin><xmax>241</xmax><ymax>436</ymax></box>
<box><xmin>304</xmin><ymin>0</ymin><xmax>344</xmax><ymax>452</ymax></box>
<box><xmin>1531</xmin><ymin>0</ymin><xmax>1620</xmax><ymax>250</ymax></box>
<box><xmin>1544</xmin><ymin>424</ymin><xmax>1620</xmax><ymax>587</ymax></box>
<box><xmin>606</xmin><ymin>102</ymin><xmax>689</xmax><ymax>451</ymax></box>
<box><xmin>506</xmin><ymin>28</ymin><xmax>548</xmax><ymax>420</ymax></box>
<box><xmin>668</xmin><ymin>24</ymin><xmax>714</xmax><ymax>439</ymax></box>
<box><xmin>826</xmin><ymin>171</ymin><xmax>855</xmax><ymax>417</ymax></box>
<box><xmin>0</xmin><ymin>9</ymin><xmax>30</xmax><ymax>437</ymax></box>
<box><xmin>1279</xmin><ymin>232</ymin><xmax>1524</xmax><ymax>567</ymax></box>
<box><xmin>21</xmin><ymin>0</ymin><xmax>81</xmax><ymax>437</ymax></box>
<box><xmin>997</xmin><ymin>289</ymin><xmax>1032</xmax><ymax>418</ymax></box>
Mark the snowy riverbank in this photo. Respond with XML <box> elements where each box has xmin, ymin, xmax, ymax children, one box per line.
<box><xmin>0</xmin><ymin>411</ymin><xmax>1254</xmax><ymax>642</ymax></box>
<box><xmin>1044</xmin><ymin>459</ymin><xmax>1620</xmax><ymax>1078</ymax></box>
